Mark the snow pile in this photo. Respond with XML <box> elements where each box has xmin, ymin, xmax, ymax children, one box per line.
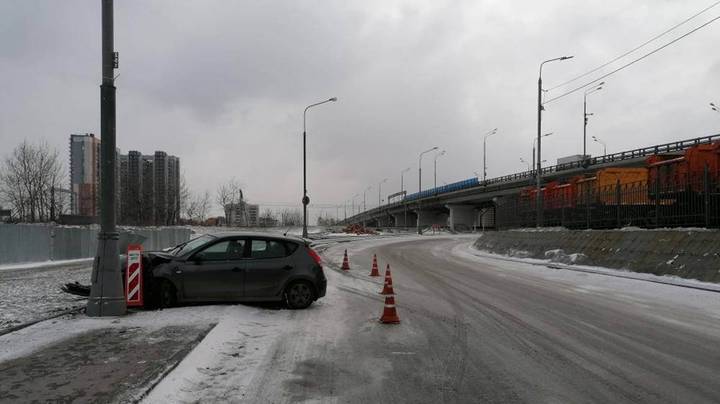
<box><xmin>544</xmin><ymin>249</ymin><xmax>588</xmax><ymax>265</ymax></box>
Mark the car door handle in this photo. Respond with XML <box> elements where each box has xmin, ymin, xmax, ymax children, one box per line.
<box><xmin>283</xmin><ymin>265</ymin><xmax>294</xmax><ymax>270</ymax></box>
<box><xmin>175</xmin><ymin>269</ymin><xmax>183</xmax><ymax>274</ymax></box>
<box><xmin>232</xmin><ymin>267</ymin><xmax>243</xmax><ymax>272</ymax></box>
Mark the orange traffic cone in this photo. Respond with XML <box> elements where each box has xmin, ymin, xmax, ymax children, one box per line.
<box><xmin>380</xmin><ymin>264</ymin><xmax>394</xmax><ymax>295</ymax></box>
<box><xmin>379</xmin><ymin>294</ymin><xmax>400</xmax><ymax>324</ymax></box>
<box><xmin>341</xmin><ymin>249</ymin><xmax>350</xmax><ymax>271</ymax></box>
<box><xmin>369</xmin><ymin>254</ymin><xmax>380</xmax><ymax>277</ymax></box>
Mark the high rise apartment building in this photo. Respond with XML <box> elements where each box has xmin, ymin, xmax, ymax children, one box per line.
<box><xmin>69</xmin><ymin>134</ymin><xmax>180</xmax><ymax>225</ymax></box>
<box><xmin>69</xmin><ymin>134</ymin><xmax>101</xmax><ymax>217</ymax></box>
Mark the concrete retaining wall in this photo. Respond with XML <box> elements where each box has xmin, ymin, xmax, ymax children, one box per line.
<box><xmin>0</xmin><ymin>224</ymin><xmax>192</xmax><ymax>265</ymax></box>
<box><xmin>473</xmin><ymin>229</ymin><xmax>720</xmax><ymax>283</ymax></box>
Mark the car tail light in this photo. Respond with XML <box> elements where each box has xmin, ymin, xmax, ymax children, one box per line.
<box><xmin>307</xmin><ymin>247</ymin><xmax>322</xmax><ymax>266</ymax></box>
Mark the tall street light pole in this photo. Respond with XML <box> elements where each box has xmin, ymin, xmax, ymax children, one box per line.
<box><xmin>418</xmin><ymin>147</ymin><xmax>438</xmax><ymax>193</ymax></box>
<box><xmin>363</xmin><ymin>186</ymin><xmax>371</xmax><ymax>212</ymax></box>
<box><xmin>400</xmin><ymin>168</ymin><xmax>409</xmax><ymax>229</ymax></box>
<box><xmin>583</xmin><ymin>82</ymin><xmax>604</xmax><ymax>160</ymax></box>
<box><xmin>378</xmin><ymin>178</ymin><xmax>387</xmax><ymax>207</ymax></box>
<box><xmin>418</xmin><ymin>146</ymin><xmax>438</xmax><ymax>234</ymax></box>
<box><xmin>400</xmin><ymin>167</ymin><xmax>410</xmax><ymax>195</ymax></box>
<box><xmin>434</xmin><ymin>150</ymin><xmax>446</xmax><ymax>189</ymax></box>
<box><xmin>537</xmin><ymin>55</ymin><xmax>573</xmax><ymax>228</ymax></box>
<box><xmin>302</xmin><ymin>97</ymin><xmax>337</xmax><ymax>238</ymax></box>
<box><xmin>592</xmin><ymin>135</ymin><xmax>607</xmax><ymax>156</ymax></box>
<box><xmin>482</xmin><ymin>128</ymin><xmax>497</xmax><ymax>182</ymax></box>
<box><xmin>88</xmin><ymin>0</ymin><xmax>125</xmax><ymax>317</ymax></box>
<box><xmin>352</xmin><ymin>194</ymin><xmax>359</xmax><ymax>217</ymax></box>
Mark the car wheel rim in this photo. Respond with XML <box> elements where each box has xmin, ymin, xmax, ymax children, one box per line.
<box><xmin>289</xmin><ymin>284</ymin><xmax>312</xmax><ymax>307</ymax></box>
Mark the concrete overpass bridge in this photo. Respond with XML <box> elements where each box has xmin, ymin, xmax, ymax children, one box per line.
<box><xmin>340</xmin><ymin>133</ymin><xmax>720</xmax><ymax>232</ymax></box>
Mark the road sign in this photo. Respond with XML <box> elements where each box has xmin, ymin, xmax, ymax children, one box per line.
<box><xmin>125</xmin><ymin>244</ymin><xmax>144</xmax><ymax>307</ymax></box>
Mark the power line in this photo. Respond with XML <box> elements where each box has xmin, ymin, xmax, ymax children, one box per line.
<box><xmin>547</xmin><ymin>0</ymin><xmax>720</xmax><ymax>92</ymax></box>
<box><xmin>544</xmin><ymin>15</ymin><xmax>720</xmax><ymax>105</ymax></box>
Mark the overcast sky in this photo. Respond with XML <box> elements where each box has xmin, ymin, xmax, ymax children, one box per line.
<box><xmin>1</xmin><ymin>1</ymin><xmax>719</xmax><ymax>221</ymax></box>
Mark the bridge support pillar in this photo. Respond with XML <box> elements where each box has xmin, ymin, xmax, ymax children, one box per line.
<box><xmin>414</xmin><ymin>209</ymin><xmax>449</xmax><ymax>232</ymax></box>
<box><xmin>391</xmin><ymin>210</ymin><xmax>416</xmax><ymax>228</ymax></box>
<box><xmin>445</xmin><ymin>204</ymin><xmax>476</xmax><ymax>232</ymax></box>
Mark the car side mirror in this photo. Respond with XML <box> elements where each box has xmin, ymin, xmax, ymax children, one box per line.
<box><xmin>189</xmin><ymin>254</ymin><xmax>204</xmax><ymax>263</ymax></box>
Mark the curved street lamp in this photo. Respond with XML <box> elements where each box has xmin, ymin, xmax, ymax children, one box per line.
<box><xmin>418</xmin><ymin>147</ymin><xmax>438</xmax><ymax>192</ymax></box>
<box><xmin>378</xmin><ymin>178</ymin><xmax>388</xmax><ymax>207</ymax></box>
<box><xmin>520</xmin><ymin>157</ymin><xmax>531</xmax><ymax>171</ymax></box>
<box><xmin>537</xmin><ymin>56</ymin><xmax>573</xmax><ymax>227</ymax></box>
<box><xmin>592</xmin><ymin>135</ymin><xmax>607</xmax><ymax>156</ymax></box>
<box><xmin>584</xmin><ymin>82</ymin><xmax>605</xmax><ymax>159</ymax></box>
<box><xmin>434</xmin><ymin>150</ymin><xmax>446</xmax><ymax>189</ymax></box>
<box><xmin>302</xmin><ymin>97</ymin><xmax>337</xmax><ymax>237</ymax></box>
<box><xmin>482</xmin><ymin>128</ymin><xmax>498</xmax><ymax>182</ymax></box>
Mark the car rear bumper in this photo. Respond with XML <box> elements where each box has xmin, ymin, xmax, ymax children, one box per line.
<box><xmin>316</xmin><ymin>277</ymin><xmax>327</xmax><ymax>299</ymax></box>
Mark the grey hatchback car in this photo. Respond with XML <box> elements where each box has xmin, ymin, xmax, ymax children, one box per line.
<box><xmin>137</xmin><ymin>232</ymin><xmax>326</xmax><ymax>309</ymax></box>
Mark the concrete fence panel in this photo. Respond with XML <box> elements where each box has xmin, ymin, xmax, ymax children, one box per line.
<box><xmin>0</xmin><ymin>224</ymin><xmax>193</xmax><ymax>265</ymax></box>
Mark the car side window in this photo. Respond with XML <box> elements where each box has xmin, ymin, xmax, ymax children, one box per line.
<box><xmin>250</xmin><ymin>239</ymin><xmax>287</xmax><ymax>259</ymax></box>
<box><xmin>193</xmin><ymin>241</ymin><xmax>232</xmax><ymax>261</ymax></box>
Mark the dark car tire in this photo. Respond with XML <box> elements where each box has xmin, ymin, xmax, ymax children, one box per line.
<box><xmin>284</xmin><ymin>281</ymin><xmax>315</xmax><ymax>310</ymax></box>
<box><xmin>158</xmin><ymin>280</ymin><xmax>177</xmax><ymax>309</ymax></box>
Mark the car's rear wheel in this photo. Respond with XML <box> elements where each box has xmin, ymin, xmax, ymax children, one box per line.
<box><xmin>158</xmin><ymin>280</ymin><xmax>177</xmax><ymax>309</ymax></box>
<box><xmin>284</xmin><ymin>281</ymin><xmax>315</xmax><ymax>309</ymax></box>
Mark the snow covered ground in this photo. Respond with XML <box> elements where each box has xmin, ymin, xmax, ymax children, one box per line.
<box><xmin>0</xmin><ymin>260</ymin><xmax>91</xmax><ymax>333</ymax></box>
<box><xmin>463</xmin><ymin>242</ymin><xmax>720</xmax><ymax>293</ymax></box>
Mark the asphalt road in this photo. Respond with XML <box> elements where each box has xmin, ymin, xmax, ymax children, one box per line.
<box><xmin>243</xmin><ymin>235</ymin><xmax>720</xmax><ymax>404</ymax></box>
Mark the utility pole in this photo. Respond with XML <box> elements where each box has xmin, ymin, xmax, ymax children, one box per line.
<box><xmin>583</xmin><ymin>83</ymin><xmax>604</xmax><ymax>161</ymax></box>
<box><xmin>536</xmin><ymin>56</ymin><xmax>573</xmax><ymax>228</ymax></box>
<box><xmin>87</xmin><ymin>0</ymin><xmax>125</xmax><ymax>317</ymax></box>
<box><xmin>482</xmin><ymin>128</ymin><xmax>497</xmax><ymax>182</ymax></box>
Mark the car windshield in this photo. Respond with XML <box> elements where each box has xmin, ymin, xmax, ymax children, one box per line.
<box><xmin>170</xmin><ymin>235</ymin><xmax>215</xmax><ymax>257</ymax></box>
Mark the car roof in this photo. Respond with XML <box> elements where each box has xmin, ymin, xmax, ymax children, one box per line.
<box><xmin>202</xmin><ymin>231</ymin><xmax>306</xmax><ymax>244</ymax></box>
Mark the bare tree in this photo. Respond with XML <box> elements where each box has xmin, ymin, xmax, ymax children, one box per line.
<box><xmin>279</xmin><ymin>208</ymin><xmax>303</xmax><ymax>226</ymax></box>
<box><xmin>259</xmin><ymin>208</ymin><xmax>278</xmax><ymax>227</ymax></box>
<box><xmin>183</xmin><ymin>190</ymin><xmax>212</xmax><ymax>224</ymax></box>
<box><xmin>216</xmin><ymin>178</ymin><xmax>244</xmax><ymax>226</ymax></box>
<box><xmin>0</xmin><ymin>140</ymin><xmax>65</xmax><ymax>222</ymax></box>
<box><xmin>177</xmin><ymin>173</ymin><xmax>190</xmax><ymax>221</ymax></box>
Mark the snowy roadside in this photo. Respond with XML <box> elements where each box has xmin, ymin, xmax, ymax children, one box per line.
<box><xmin>459</xmin><ymin>242</ymin><xmax>720</xmax><ymax>293</ymax></box>
<box><xmin>449</xmin><ymin>242</ymin><xmax>720</xmax><ymax>326</ymax></box>
<box><xmin>0</xmin><ymin>259</ymin><xmax>92</xmax><ymax>333</ymax></box>
<box><xmin>0</xmin><ymin>257</ymin><xmax>93</xmax><ymax>272</ymax></box>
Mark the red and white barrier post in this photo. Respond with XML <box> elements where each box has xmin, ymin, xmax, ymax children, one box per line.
<box><xmin>125</xmin><ymin>244</ymin><xmax>144</xmax><ymax>307</ymax></box>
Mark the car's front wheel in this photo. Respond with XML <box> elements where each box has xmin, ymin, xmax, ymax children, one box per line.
<box><xmin>158</xmin><ymin>280</ymin><xmax>177</xmax><ymax>309</ymax></box>
<box><xmin>284</xmin><ymin>281</ymin><xmax>315</xmax><ymax>309</ymax></box>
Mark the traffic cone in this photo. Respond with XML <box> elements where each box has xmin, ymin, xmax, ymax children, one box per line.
<box><xmin>379</xmin><ymin>294</ymin><xmax>400</xmax><ymax>324</ymax></box>
<box><xmin>380</xmin><ymin>264</ymin><xmax>394</xmax><ymax>295</ymax></box>
<box><xmin>341</xmin><ymin>249</ymin><xmax>350</xmax><ymax>271</ymax></box>
<box><xmin>369</xmin><ymin>254</ymin><xmax>380</xmax><ymax>277</ymax></box>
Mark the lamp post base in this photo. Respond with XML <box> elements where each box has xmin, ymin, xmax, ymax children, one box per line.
<box><xmin>86</xmin><ymin>232</ymin><xmax>126</xmax><ymax>317</ymax></box>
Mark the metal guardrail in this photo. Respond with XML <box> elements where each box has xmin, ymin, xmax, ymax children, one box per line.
<box><xmin>344</xmin><ymin>133</ymin><xmax>720</xmax><ymax>223</ymax></box>
<box><xmin>483</xmin><ymin>133</ymin><xmax>720</xmax><ymax>187</ymax></box>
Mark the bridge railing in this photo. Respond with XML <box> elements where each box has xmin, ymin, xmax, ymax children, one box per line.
<box><xmin>343</xmin><ymin>133</ymin><xmax>720</xmax><ymax>223</ymax></box>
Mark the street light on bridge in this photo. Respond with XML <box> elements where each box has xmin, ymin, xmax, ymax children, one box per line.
<box><xmin>418</xmin><ymin>147</ymin><xmax>438</xmax><ymax>192</ymax></box>
<box><xmin>592</xmin><ymin>135</ymin><xmax>607</xmax><ymax>156</ymax></box>
<box><xmin>434</xmin><ymin>150</ymin><xmax>446</xmax><ymax>189</ymax></box>
<box><xmin>584</xmin><ymin>82</ymin><xmax>605</xmax><ymax>160</ymax></box>
<box><xmin>378</xmin><ymin>178</ymin><xmax>387</xmax><ymax>207</ymax></box>
<box><xmin>482</xmin><ymin>128</ymin><xmax>497</xmax><ymax>182</ymax></box>
<box><xmin>532</xmin><ymin>132</ymin><xmax>553</xmax><ymax>169</ymax></box>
